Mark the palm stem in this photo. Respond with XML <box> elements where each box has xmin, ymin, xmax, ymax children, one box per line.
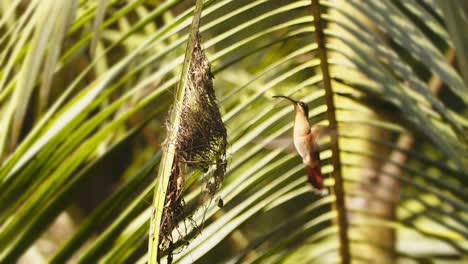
<box><xmin>147</xmin><ymin>0</ymin><xmax>205</xmax><ymax>263</ymax></box>
<box><xmin>310</xmin><ymin>1</ymin><xmax>350</xmax><ymax>263</ymax></box>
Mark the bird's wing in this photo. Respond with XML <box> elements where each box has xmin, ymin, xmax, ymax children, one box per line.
<box><xmin>261</xmin><ymin>137</ymin><xmax>295</xmax><ymax>152</ymax></box>
<box><xmin>311</xmin><ymin>125</ymin><xmax>339</xmax><ymax>151</ymax></box>
<box><xmin>258</xmin><ymin>125</ymin><xmax>337</xmax><ymax>153</ymax></box>
<box><xmin>311</xmin><ymin>124</ymin><xmax>335</xmax><ymax>139</ymax></box>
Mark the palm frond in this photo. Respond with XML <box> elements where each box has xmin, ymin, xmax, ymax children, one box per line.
<box><xmin>0</xmin><ymin>0</ymin><xmax>466</xmax><ymax>263</ymax></box>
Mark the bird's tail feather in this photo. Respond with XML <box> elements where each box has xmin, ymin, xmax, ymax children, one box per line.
<box><xmin>306</xmin><ymin>165</ymin><xmax>324</xmax><ymax>190</ymax></box>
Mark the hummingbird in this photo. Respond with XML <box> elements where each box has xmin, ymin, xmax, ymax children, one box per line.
<box><xmin>273</xmin><ymin>95</ymin><xmax>325</xmax><ymax>191</ymax></box>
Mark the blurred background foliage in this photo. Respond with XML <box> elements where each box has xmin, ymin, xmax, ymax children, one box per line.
<box><xmin>0</xmin><ymin>0</ymin><xmax>467</xmax><ymax>263</ymax></box>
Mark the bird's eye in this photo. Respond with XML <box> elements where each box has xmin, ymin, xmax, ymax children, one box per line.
<box><xmin>300</xmin><ymin>102</ymin><xmax>305</xmax><ymax>107</ymax></box>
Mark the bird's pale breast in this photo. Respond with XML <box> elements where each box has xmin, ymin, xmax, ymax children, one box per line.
<box><xmin>294</xmin><ymin>134</ymin><xmax>313</xmax><ymax>164</ymax></box>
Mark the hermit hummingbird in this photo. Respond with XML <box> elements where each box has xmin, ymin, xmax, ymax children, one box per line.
<box><xmin>273</xmin><ymin>95</ymin><xmax>325</xmax><ymax>191</ymax></box>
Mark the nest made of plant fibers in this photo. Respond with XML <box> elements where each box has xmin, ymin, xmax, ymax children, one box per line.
<box><xmin>159</xmin><ymin>33</ymin><xmax>227</xmax><ymax>261</ymax></box>
<box><xmin>177</xmin><ymin>33</ymin><xmax>227</xmax><ymax>186</ymax></box>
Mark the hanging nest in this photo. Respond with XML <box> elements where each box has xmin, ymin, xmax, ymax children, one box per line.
<box><xmin>159</xmin><ymin>33</ymin><xmax>228</xmax><ymax>260</ymax></box>
<box><xmin>177</xmin><ymin>33</ymin><xmax>227</xmax><ymax>189</ymax></box>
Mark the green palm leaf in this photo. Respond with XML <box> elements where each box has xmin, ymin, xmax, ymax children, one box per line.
<box><xmin>0</xmin><ymin>0</ymin><xmax>466</xmax><ymax>263</ymax></box>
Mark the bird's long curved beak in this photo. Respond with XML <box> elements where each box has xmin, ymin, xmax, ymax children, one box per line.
<box><xmin>272</xmin><ymin>95</ymin><xmax>297</xmax><ymax>104</ymax></box>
